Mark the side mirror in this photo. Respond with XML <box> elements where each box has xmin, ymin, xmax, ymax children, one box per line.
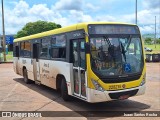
<box><xmin>85</xmin><ymin>42</ymin><xmax>90</xmax><ymax>53</ymax></box>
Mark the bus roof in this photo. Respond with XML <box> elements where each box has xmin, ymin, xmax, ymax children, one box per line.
<box><xmin>14</xmin><ymin>22</ymin><xmax>136</xmax><ymax>42</ymax></box>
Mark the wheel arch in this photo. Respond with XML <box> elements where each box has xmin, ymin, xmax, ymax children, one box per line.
<box><xmin>22</xmin><ymin>66</ymin><xmax>26</xmax><ymax>75</ymax></box>
<box><xmin>56</xmin><ymin>74</ymin><xmax>66</xmax><ymax>91</ymax></box>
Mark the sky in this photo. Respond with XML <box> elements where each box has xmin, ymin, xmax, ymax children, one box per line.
<box><xmin>0</xmin><ymin>0</ymin><xmax>160</xmax><ymax>36</ymax></box>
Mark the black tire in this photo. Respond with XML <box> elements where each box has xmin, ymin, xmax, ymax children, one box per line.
<box><xmin>61</xmin><ymin>78</ymin><xmax>70</xmax><ymax>101</ymax></box>
<box><xmin>23</xmin><ymin>68</ymin><xmax>30</xmax><ymax>84</ymax></box>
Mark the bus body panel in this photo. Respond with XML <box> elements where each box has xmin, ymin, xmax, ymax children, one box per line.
<box><xmin>87</xmin><ymin>58</ymin><xmax>146</xmax><ymax>91</ymax></box>
<box><xmin>86</xmin><ymin>84</ymin><xmax>145</xmax><ymax>103</ymax></box>
<box><xmin>14</xmin><ymin>57</ymin><xmax>74</xmax><ymax>96</ymax></box>
<box><xmin>38</xmin><ymin>60</ymin><xmax>72</xmax><ymax>90</ymax></box>
<box><xmin>13</xmin><ymin>57</ymin><xmax>19</xmax><ymax>74</ymax></box>
<box><xmin>18</xmin><ymin>57</ymin><xmax>34</xmax><ymax>80</ymax></box>
<box><xmin>18</xmin><ymin>58</ymin><xmax>24</xmax><ymax>76</ymax></box>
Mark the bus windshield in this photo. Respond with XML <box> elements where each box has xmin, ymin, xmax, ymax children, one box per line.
<box><xmin>90</xmin><ymin>35</ymin><xmax>144</xmax><ymax>77</ymax></box>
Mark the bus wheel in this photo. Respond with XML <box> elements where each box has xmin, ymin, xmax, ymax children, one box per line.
<box><xmin>23</xmin><ymin>69</ymin><xmax>30</xmax><ymax>84</ymax></box>
<box><xmin>61</xmin><ymin>78</ymin><xmax>70</xmax><ymax>101</ymax></box>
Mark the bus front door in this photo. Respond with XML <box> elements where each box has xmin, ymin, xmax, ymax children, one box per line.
<box><xmin>33</xmin><ymin>44</ymin><xmax>40</xmax><ymax>82</ymax></box>
<box><xmin>72</xmin><ymin>39</ymin><xmax>86</xmax><ymax>98</ymax></box>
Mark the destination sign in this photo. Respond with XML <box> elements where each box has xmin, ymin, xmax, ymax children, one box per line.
<box><xmin>88</xmin><ymin>25</ymin><xmax>140</xmax><ymax>35</ymax></box>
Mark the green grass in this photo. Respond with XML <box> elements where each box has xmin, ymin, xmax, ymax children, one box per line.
<box><xmin>144</xmin><ymin>44</ymin><xmax>160</xmax><ymax>54</ymax></box>
<box><xmin>6</xmin><ymin>55</ymin><xmax>13</xmax><ymax>62</ymax></box>
<box><xmin>6</xmin><ymin>51</ymin><xmax>13</xmax><ymax>62</ymax></box>
<box><xmin>0</xmin><ymin>51</ymin><xmax>13</xmax><ymax>62</ymax></box>
<box><xmin>7</xmin><ymin>51</ymin><xmax>13</xmax><ymax>55</ymax></box>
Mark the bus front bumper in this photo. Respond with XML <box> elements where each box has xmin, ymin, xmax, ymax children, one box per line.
<box><xmin>87</xmin><ymin>84</ymin><xmax>145</xmax><ymax>103</ymax></box>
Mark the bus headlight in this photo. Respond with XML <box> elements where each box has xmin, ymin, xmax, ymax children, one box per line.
<box><xmin>140</xmin><ymin>74</ymin><xmax>146</xmax><ymax>86</ymax></box>
<box><xmin>91</xmin><ymin>79</ymin><xmax>104</xmax><ymax>92</ymax></box>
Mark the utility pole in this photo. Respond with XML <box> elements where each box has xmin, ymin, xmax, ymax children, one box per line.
<box><xmin>1</xmin><ymin>0</ymin><xmax>6</xmax><ymax>62</ymax></box>
<box><xmin>135</xmin><ymin>0</ymin><xmax>137</xmax><ymax>24</ymax></box>
<box><xmin>159</xmin><ymin>0</ymin><xmax>160</xmax><ymax>41</ymax></box>
<box><xmin>155</xmin><ymin>16</ymin><xmax>156</xmax><ymax>48</ymax></box>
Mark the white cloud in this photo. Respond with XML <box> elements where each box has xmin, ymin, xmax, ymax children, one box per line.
<box><xmin>120</xmin><ymin>14</ymin><xmax>135</xmax><ymax>23</ymax></box>
<box><xmin>69</xmin><ymin>10</ymin><xmax>93</xmax><ymax>23</ymax></box>
<box><xmin>139</xmin><ymin>25</ymin><xmax>155</xmax><ymax>34</ymax></box>
<box><xmin>137</xmin><ymin>10</ymin><xmax>156</xmax><ymax>25</ymax></box>
<box><xmin>1</xmin><ymin>0</ymin><xmax>159</xmax><ymax>35</ymax></box>
<box><xmin>53</xmin><ymin>0</ymin><xmax>83</xmax><ymax>11</ymax></box>
<box><xmin>3</xmin><ymin>0</ymin><xmax>69</xmax><ymax>34</ymax></box>
<box><xmin>29</xmin><ymin>4</ymin><xmax>60</xmax><ymax>21</ymax></box>
<box><xmin>116</xmin><ymin>10</ymin><xmax>156</xmax><ymax>25</ymax></box>
<box><xmin>95</xmin><ymin>15</ymin><xmax>116</xmax><ymax>22</ymax></box>
<box><xmin>13</xmin><ymin>0</ymin><xmax>29</xmax><ymax>17</ymax></box>
<box><xmin>86</xmin><ymin>3</ymin><xmax>100</xmax><ymax>11</ymax></box>
<box><xmin>143</xmin><ymin>0</ymin><xmax>160</xmax><ymax>9</ymax></box>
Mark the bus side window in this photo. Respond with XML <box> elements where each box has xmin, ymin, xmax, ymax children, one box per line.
<box><xmin>50</xmin><ymin>48</ymin><xmax>59</xmax><ymax>58</ymax></box>
<box><xmin>23</xmin><ymin>41</ymin><xmax>31</xmax><ymax>57</ymax></box>
<box><xmin>59</xmin><ymin>48</ymin><xmax>66</xmax><ymax>58</ymax></box>
<box><xmin>40</xmin><ymin>48</ymin><xmax>48</xmax><ymax>58</ymax></box>
<box><xmin>20</xmin><ymin>42</ymin><xmax>24</xmax><ymax>57</ymax></box>
<box><xmin>51</xmin><ymin>34</ymin><xmax>66</xmax><ymax>59</ymax></box>
<box><xmin>40</xmin><ymin>37</ymin><xmax>51</xmax><ymax>59</ymax></box>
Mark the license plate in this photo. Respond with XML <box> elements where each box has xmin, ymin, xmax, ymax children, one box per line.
<box><xmin>119</xmin><ymin>95</ymin><xmax>129</xmax><ymax>100</ymax></box>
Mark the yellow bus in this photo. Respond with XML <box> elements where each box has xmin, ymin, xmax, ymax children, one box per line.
<box><xmin>13</xmin><ymin>22</ymin><xmax>146</xmax><ymax>103</ymax></box>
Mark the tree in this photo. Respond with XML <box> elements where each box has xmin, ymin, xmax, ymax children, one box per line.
<box><xmin>144</xmin><ymin>37</ymin><xmax>152</xmax><ymax>44</ymax></box>
<box><xmin>14</xmin><ymin>20</ymin><xmax>61</xmax><ymax>38</ymax></box>
<box><xmin>156</xmin><ymin>38</ymin><xmax>160</xmax><ymax>44</ymax></box>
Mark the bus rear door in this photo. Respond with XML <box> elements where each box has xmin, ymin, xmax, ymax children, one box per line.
<box><xmin>14</xmin><ymin>45</ymin><xmax>20</xmax><ymax>74</ymax></box>
<box><xmin>32</xmin><ymin>43</ymin><xmax>40</xmax><ymax>82</ymax></box>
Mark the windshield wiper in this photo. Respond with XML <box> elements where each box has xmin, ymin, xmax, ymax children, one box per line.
<box><xmin>125</xmin><ymin>35</ymin><xmax>132</xmax><ymax>52</ymax></box>
<box><xmin>103</xmin><ymin>36</ymin><xmax>111</xmax><ymax>47</ymax></box>
<box><xmin>120</xmin><ymin>35</ymin><xmax>132</xmax><ymax>62</ymax></box>
<box><xmin>103</xmin><ymin>36</ymin><xmax>115</xmax><ymax>62</ymax></box>
<box><xmin>120</xmin><ymin>42</ymin><xmax>126</xmax><ymax>62</ymax></box>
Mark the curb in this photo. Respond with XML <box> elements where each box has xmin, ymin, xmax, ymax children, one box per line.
<box><xmin>0</xmin><ymin>62</ymin><xmax>13</xmax><ymax>64</ymax></box>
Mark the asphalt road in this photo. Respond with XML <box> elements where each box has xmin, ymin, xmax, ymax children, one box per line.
<box><xmin>0</xmin><ymin>63</ymin><xmax>159</xmax><ymax>120</ymax></box>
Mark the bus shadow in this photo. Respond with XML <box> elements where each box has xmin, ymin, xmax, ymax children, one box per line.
<box><xmin>13</xmin><ymin>78</ymin><xmax>151</xmax><ymax>119</ymax></box>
